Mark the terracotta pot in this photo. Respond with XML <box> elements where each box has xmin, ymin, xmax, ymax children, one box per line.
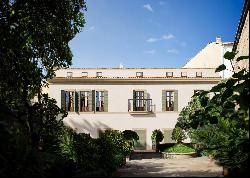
<box><xmin>223</xmin><ymin>166</ymin><xmax>229</xmax><ymax>177</ymax></box>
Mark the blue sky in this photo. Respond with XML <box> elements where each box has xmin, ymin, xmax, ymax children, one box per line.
<box><xmin>69</xmin><ymin>0</ymin><xmax>244</xmax><ymax>68</ymax></box>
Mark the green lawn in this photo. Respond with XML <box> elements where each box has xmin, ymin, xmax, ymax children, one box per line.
<box><xmin>163</xmin><ymin>143</ymin><xmax>195</xmax><ymax>153</ymax></box>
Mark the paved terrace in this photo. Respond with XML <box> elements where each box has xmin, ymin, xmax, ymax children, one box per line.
<box><xmin>115</xmin><ymin>156</ymin><xmax>223</xmax><ymax>177</ymax></box>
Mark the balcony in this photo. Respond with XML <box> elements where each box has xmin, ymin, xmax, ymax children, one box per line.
<box><xmin>128</xmin><ymin>99</ymin><xmax>153</xmax><ymax>114</ymax></box>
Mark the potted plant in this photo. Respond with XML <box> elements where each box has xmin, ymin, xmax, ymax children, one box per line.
<box><xmin>122</xmin><ymin>130</ymin><xmax>139</xmax><ymax>161</ymax></box>
<box><xmin>151</xmin><ymin>129</ymin><xmax>164</xmax><ymax>152</ymax></box>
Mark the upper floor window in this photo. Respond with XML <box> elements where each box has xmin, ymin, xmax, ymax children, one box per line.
<box><xmin>96</xmin><ymin>91</ymin><xmax>104</xmax><ymax>111</ymax></box>
<box><xmin>166</xmin><ymin>72</ymin><xmax>173</xmax><ymax>77</ymax></box>
<box><xmin>61</xmin><ymin>90</ymin><xmax>108</xmax><ymax>112</ymax></box>
<box><xmin>134</xmin><ymin>91</ymin><xmax>145</xmax><ymax>111</ymax></box>
<box><xmin>181</xmin><ymin>72</ymin><xmax>187</xmax><ymax>77</ymax></box>
<box><xmin>196</xmin><ymin>72</ymin><xmax>202</xmax><ymax>77</ymax></box>
<box><xmin>82</xmin><ymin>72</ymin><xmax>88</xmax><ymax>77</ymax></box>
<box><xmin>96</xmin><ymin>72</ymin><xmax>102</xmax><ymax>77</ymax></box>
<box><xmin>61</xmin><ymin>91</ymin><xmax>75</xmax><ymax>112</ymax></box>
<box><xmin>136</xmin><ymin>72</ymin><xmax>143</xmax><ymax>77</ymax></box>
<box><xmin>166</xmin><ymin>91</ymin><xmax>174</xmax><ymax>111</ymax></box>
<box><xmin>79</xmin><ymin>91</ymin><xmax>90</xmax><ymax>112</ymax></box>
<box><xmin>67</xmin><ymin>72</ymin><xmax>73</xmax><ymax>77</ymax></box>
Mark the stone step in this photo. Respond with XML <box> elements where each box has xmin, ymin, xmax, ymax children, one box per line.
<box><xmin>130</xmin><ymin>150</ymin><xmax>162</xmax><ymax>160</ymax></box>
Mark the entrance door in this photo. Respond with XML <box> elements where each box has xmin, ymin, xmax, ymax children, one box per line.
<box><xmin>133</xmin><ymin>129</ymin><xmax>146</xmax><ymax>150</ymax></box>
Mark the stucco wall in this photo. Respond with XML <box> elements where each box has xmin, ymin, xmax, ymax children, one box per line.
<box><xmin>49</xmin><ymin>81</ymin><xmax>218</xmax><ymax>150</ymax></box>
<box><xmin>55</xmin><ymin>68</ymin><xmax>219</xmax><ymax>78</ymax></box>
<box><xmin>234</xmin><ymin>11</ymin><xmax>249</xmax><ymax>71</ymax></box>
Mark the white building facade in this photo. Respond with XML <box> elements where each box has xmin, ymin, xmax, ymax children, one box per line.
<box><xmin>48</xmin><ymin>68</ymin><xmax>221</xmax><ymax>150</ymax></box>
<box><xmin>183</xmin><ymin>37</ymin><xmax>234</xmax><ymax>79</ymax></box>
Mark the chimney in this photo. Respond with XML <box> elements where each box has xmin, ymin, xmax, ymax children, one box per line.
<box><xmin>119</xmin><ymin>63</ymin><xmax>124</xmax><ymax>68</ymax></box>
<box><xmin>216</xmin><ymin>36</ymin><xmax>222</xmax><ymax>44</ymax></box>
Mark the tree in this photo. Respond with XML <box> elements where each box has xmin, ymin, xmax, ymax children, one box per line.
<box><xmin>175</xmin><ymin>52</ymin><xmax>249</xmax><ymax>176</ymax></box>
<box><xmin>0</xmin><ymin>0</ymin><xmax>86</xmax><ymax>176</ymax></box>
<box><xmin>171</xmin><ymin>127</ymin><xmax>187</xmax><ymax>143</ymax></box>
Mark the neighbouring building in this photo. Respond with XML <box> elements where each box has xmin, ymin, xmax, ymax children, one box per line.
<box><xmin>48</xmin><ymin>67</ymin><xmax>221</xmax><ymax>150</ymax></box>
<box><xmin>183</xmin><ymin>37</ymin><xmax>234</xmax><ymax>79</ymax></box>
<box><xmin>233</xmin><ymin>0</ymin><xmax>249</xmax><ymax>71</ymax></box>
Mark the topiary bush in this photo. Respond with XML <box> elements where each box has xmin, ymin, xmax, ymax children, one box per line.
<box><xmin>151</xmin><ymin>129</ymin><xmax>164</xmax><ymax>143</ymax></box>
<box><xmin>171</xmin><ymin>127</ymin><xmax>187</xmax><ymax>143</ymax></box>
<box><xmin>122</xmin><ymin>130</ymin><xmax>139</xmax><ymax>152</ymax></box>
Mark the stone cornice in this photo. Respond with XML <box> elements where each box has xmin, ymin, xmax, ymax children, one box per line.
<box><xmin>48</xmin><ymin>77</ymin><xmax>221</xmax><ymax>84</ymax></box>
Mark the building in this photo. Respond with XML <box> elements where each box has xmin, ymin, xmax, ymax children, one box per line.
<box><xmin>233</xmin><ymin>0</ymin><xmax>249</xmax><ymax>71</ymax></box>
<box><xmin>183</xmin><ymin>37</ymin><xmax>233</xmax><ymax>79</ymax></box>
<box><xmin>48</xmin><ymin>67</ymin><xmax>221</xmax><ymax>150</ymax></box>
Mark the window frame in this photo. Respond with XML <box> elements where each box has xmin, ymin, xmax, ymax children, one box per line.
<box><xmin>196</xmin><ymin>72</ymin><xmax>202</xmax><ymax>77</ymax></box>
<box><xmin>95</xmin><ymin>91</ymin><xmax>105</xmax><ymax>112</ymax></box>
<box><xmin>136</xmin><ymin>72</ymin><xmax>143</xmax><ymax>77</ymax></box>
<box><xmin>165</xmin><ymin>91</ymin><xmax>174</xmax><ymax>111</ymax></box>
<box><xmin>67</xmin><ymin>72</ymin><xmax>73</xmax><ymax>77</ymax></box>
<box><xmin>96</xmin><ymin>72</ymin><xmax>102</xmax><ymax>77</ymax></box>
<box><xmin>79</xmin><ymin>91</ymin><xmax>90</xmax><ymax>112</ymax></box>
<box><xmin>82</xmin><ymin>72</ymin><xmax>88</xmax><ymax>77</ymax></box>
<box><xmin>166</xmin><ymin>72</ymin><xmax>173</xmax><ymax>77</ymax></box>
<box><xmin>181</xmin><ymin>72</ymin><xmax>187</xmax><ymax>77</ymax></box>
<box><xmin>64</xmin><ymin>90</ymin><xmax>75</xmax><ymax>112</ymax></box>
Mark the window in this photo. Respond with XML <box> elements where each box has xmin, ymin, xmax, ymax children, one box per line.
<box><xmin>96</xmin><ymin>91</ymin><xmax>104</xmax><ymax>111</ymax></box>
<box><xmin>67</xmin><ymin>72</ymin><xmax>73</xmax><ymax>77</ymax></box>
<box><xmin>82</xmin><ymin>72</ymin><xmax>88</xmax><ymax>77</ymax></box>
<box><xmin>196</xmin><ymin>72</ymin><xmax>202</xmax><ymax>77</ymax></box>
<box><xmin>136</xmin><ymin>72</ymin><xmax>143</xmax><ymax>77</ymax></box>
<box><xmin>194</xmin><ymin>90</ymin><xmax>204</xmax><ymax>94</ymax></box>
<box><xmin>181</xmin><ymin>72</ymin><xmax>187</xmax><ymax>77</ymax></box>
<box><xmin>79</xmin><ymin>91</ymin><xmax>90</xmax><ymax>112</ymax></box>
<box><xmin>65</xmin><ymin>91</ymin><xmax>75</xmax><ymax>112</ymax></box>
<box><xmin>166</xmin><ymin>72</ymin><xmax>173</xmax><ymax>77</ymax></box>
<box><xmin>166</xmin><ymin>91</ymin><xmax>174</xmax><ymax>111</ymax></box>
<box><xmin>134</xmin><ymin>91</ymin><xmax>145</xmax><ymax>111</ymax></box>
<box><xmin>96</xmin><ymin>72</ymin><xmax>102</xmax><ymax>77</ymax></box>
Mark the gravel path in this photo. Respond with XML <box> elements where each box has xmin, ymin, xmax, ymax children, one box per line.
<box><xmin>116</xmin><ymin>157</ymin><xmax>223</xmax><ymax>177</ymax></box>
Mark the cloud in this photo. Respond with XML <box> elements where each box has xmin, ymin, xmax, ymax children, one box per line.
<box><xmin>143</xmin><ymin>4</ymin><xmax>153</xmax><ymax>12</ymax></box>
<box><xmin>88</xmin><ymin>26</ymin><xmax>95</xmax><ymax>31</ymax></box>
<box><xmin>146</xmin><ymin>38</ymin><xmax>159</xmax><ymax>43</ymax></box>
<box><xmin>162</xmin><ymin>34</ymin><xmax>175</xmax><ymax>40</ymax></box>
<box><xmin>146</xmin><ymin>34</ymin><xmax>175</xmax><ymax>43</ymax></box>
<box><xmin>167</xmin><ymin>48</ymin><xmax>179</xmax><ymax>54</ymax></box>
<box><xmin>145</xmin><ymin>49</ymin><xmax>156</xmax><ymax>54</ymax></box>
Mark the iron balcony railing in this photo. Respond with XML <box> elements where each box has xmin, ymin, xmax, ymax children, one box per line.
<box><xmin>128</xmin><ymin>99</ymin><xmax>153</xmax><ymax>112</ymax></box>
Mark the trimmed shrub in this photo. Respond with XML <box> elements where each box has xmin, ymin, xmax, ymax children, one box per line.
<box><xmin>171</xmin><ymin>127</ymin><xmax>187</xmax><ymax>143</ymax></box>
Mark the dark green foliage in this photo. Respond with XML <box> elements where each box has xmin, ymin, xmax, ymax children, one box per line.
<box><xmin>151</xmin><ymin>129</ymin><xmax>164</xmax><ymax>143</ymax></box>
<box><xmin>122</xmin><ymin>130</ymin><xmax>139</xmax><ymax>149</ymax></box>
<box><xmin>171</xmin><ymin>127</ymin><xmax>187</xmax><ymax>143</ymax></box>
<box><xmin>175</xmin><ymin>52</ymin><xmax>249</xmax><ymax>176</ymax></box>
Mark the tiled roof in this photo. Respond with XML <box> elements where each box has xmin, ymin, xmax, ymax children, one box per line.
<box><xmin>59</xmin><ymin>67</ymin><xmax>217</xmax><ymax>70</ymax></box>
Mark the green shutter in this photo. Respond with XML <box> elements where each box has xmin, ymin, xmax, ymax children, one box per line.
<box><xmin>61</xmin><ymin>90</ymin><xmax>66</xmax><ymax>110</ymax></box>
<box><xmin>104</xmin><ymin>90</ymin><xmax>108</xmax><ymax>112</ymax></box>
<box><xmin>75</xmin><ymin>91</ymin><xmax>79</xmax><ymax>112</ymax></box>
<box><xmin>162</xmin><ymin>90</ymin><xmax>166</xmax><ymax>111</ymax></box>
<box><xmin>174</xmin><ymin>90</ymin><xmax>178</xmax><ymax>111</ymax></box>
<box><xmin>92</xmin><ymin>90</ymin><xmax>96</xmax><ymax>112</ymax></box>
<box><xmin>88</xmin><ymin>91</ymin><xmax>92</xmax><ymax>112</ymax></box>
